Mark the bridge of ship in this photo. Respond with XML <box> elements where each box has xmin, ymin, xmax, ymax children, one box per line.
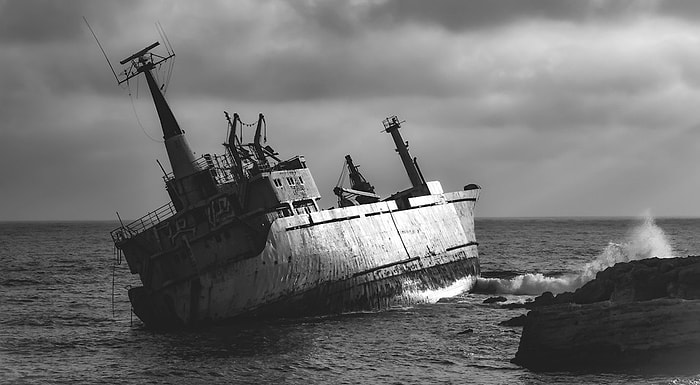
<box><xmin>110</xmin><ymin>151</ymin><xmax>317</xmax><ymax>243</ymax></box>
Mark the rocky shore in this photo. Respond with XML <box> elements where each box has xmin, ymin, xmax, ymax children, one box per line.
<box><xmin>508</xmin><ymin>255</ymin><xmax>700</xmax><ymax>373</ymax></box>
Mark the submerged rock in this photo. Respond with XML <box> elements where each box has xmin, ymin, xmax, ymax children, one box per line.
<box><xmin>483</xmin><ymin>296</ymin><xmax>507</xmax><ymax>304</ymax></box>
<box><xmin>512</xmin><ymin>255</ymin><xmax>700</xmax><ymax>373</ymax></box>
<box><xmin>500</xmin><ymin>291</ymin><xmax>572</xmax><ymax>310</ymax></box>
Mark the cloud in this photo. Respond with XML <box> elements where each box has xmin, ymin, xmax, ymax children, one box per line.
<box><xmin>656</xmin><ymin>0</ymin><xmax>700</xmax><ymax>21</ymax></box>
<box><xmin>3</xmin><ymin>0</ymin><xmax>700</xmax><ymax>219</ymax></box>
<box><xmin>0</xmin><ymin>0</ymin><xmax>136</xmax><ymax>44</ymax></box>
<box><xmin>367</xmin><ymin>0</ymin><xmax>657</xmax><ymax>32</ymax></box>
<box><xmin>0</xmin><ymin>0</ymin><xmax>86</xmax><ymax>43</ymax></box>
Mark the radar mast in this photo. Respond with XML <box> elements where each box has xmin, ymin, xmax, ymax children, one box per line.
<box><xmin>118</xmin><ymin>41</ymin><xmax>199</xmax><ymax>179</ymax></box>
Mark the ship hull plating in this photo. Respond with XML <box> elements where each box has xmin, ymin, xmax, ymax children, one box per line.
<box><xmin>125</xmin><ymin>188</ymin><xmax>479</xmax><ymax>328</ymax></box>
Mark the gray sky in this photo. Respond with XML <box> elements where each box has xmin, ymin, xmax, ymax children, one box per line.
<box><xmin>3</xmin><ymin>0</ymin><xmax>700</xmax><ymax>220</ymax></box>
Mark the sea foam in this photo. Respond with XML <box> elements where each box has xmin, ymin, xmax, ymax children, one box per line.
<box><xmin>473</xmin><ymin>213</ymin><xmax>676</xmax><ymax>296</ymax></box>
<box><xmin>401</xmin><ymin>276</ymin><xmax>477</xmax><ymax>304</ymax></box>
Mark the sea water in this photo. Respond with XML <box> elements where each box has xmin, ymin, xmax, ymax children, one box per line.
<box><xmin>1</xmin><ymin>218</ymin><xmax>700</xmax><ymax>384</ymax></box>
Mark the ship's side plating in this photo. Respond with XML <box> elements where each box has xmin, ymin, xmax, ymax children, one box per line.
<box><xmin>121</xmin><ymin>183</ymin><xmax>479</xmax><ymax>327</ymax></box>
<box><xmin>207</xmin><ymin>185</ymin><xmax>480</xmax><ymax>320</ymax></box>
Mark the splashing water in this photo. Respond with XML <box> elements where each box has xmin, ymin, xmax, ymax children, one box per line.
<box><xmin>578</xmin><ymin>214</ymin><xmax>674</xmax><ymax>283</ymax></box>
<box><xmin>473</xmin><ymin>214</ymin><xmax>676</xmax><ymax>296</ymax></box>
<box><xmin>472</xmin><ymin>273</ymin><xmax>574</xmax><ymax>296</ymax></box>
<box><xmin>399</xmin><ymin>276</ymin><xmax>477</xmax><ymax>304</ymax></box>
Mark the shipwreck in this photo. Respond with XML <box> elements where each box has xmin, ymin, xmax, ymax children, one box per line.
<box><xmin>109</xmin><ymin>41</ymin><xmax>481</xmax><ymax>328</ymax></box>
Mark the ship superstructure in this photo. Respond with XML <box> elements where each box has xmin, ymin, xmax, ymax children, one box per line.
<box><xmin>110</xmin><ymin>42</ymin><xmax>480</xmax><ymax>328</ymax></box>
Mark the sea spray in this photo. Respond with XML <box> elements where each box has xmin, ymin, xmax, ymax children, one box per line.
<box><xmin>578</xmin><ymin>214</ymin><xmax>674</xmax><ymax>283</ymax></box>
<box><xmin>473</xmin><ymin>214</ymin><xmax>676</xmax><ymax>296</ymax></box>
<box><xmin>472</xmin><ymin>273</ymin><xmax>574</xmax><ymax>296</ymax></box>
<box><xmin>399</xmin><ymin>276</ymin><xmax>477</xmax><ymax>304</ymax></box>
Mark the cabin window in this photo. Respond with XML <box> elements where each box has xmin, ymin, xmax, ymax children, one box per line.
<box><xmin>286</xmin><ymin>177</ymin><xmax>296</xmax><ymax>186</ymax></box>
<box><xmin>273</xmin><ymin>178</ymin><xmax>283</xmax><ymax>188</ymax></box>
<box><xmin>276</xmin><ymin>206</ymin><xmax>292</xmax><ymax>217</ymax></box>
<box><xmin>298</xmin><ymin>176</ymin><xmax>304</xmax><ymax>185</ymax></box>
<box><xmin>295</xmin><ymin>207</ymin><xmax>311</xmax><ymax>215</ymax></box>
<box><xmin>292</xmin><ymin>200</ymin><xmax>316</xmax><ymax>214</ymax></box>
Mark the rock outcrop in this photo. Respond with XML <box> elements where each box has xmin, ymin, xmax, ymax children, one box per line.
<box><xmin>511</xmin><ymin>256</ymin><xmax>700</xmax><ymax>373</ymax></box>
<box><xmin>573</xmin><ymin>256</ymin><xmax>700</xmax><ymax>304</ymax></box>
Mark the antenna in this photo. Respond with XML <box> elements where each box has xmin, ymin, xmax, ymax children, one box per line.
<box><xmin>117</xmin><ymin>41</ymin><xmax>175</xmax><ymax>85</ymax></box>
<box><xmin>83</xmin><ymin>16</ymin><xmax>119</xmax><ymax>84</ymax></box>
<box><xmin>120</xmin><ymin>42</ymin><xmax>160</xmax><ymax>65</ymax></box>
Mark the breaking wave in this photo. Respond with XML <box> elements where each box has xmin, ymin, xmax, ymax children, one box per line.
<box><xmin>473</xmin><ymin>213</ymin><xmax>676</xmax><ymax>296</ymax></box>
<box><xmin>473</xmin><ymin>273</ymin><xmax>574</xmax><ymax>296</ymax></box>
<box><xmin>400</xmin><ymin>276</ymin><xmax>477</xmax><ymax>304</ymax></box>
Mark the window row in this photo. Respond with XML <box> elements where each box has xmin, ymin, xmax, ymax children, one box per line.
<box><xmin>273</xmin><ymin>176</ymin><xmax>305</xmax><ymax>188</ymax></box>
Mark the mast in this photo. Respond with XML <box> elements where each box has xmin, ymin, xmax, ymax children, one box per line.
<box><xmin>382</xmin><ymin>115</ymin><xmax>424</xmax><ymax>188</ymax></box>
<box><xmin>253</xmin><ymin>113</ymin><xmax>269</xmax><ymax>171</ymax></box>
<box><xmin>224</xmin><ymin>112</ymin><xmax>244</xmax><ymax>179</ymax></box>
<box><xmin>118</xmin><ymin>42</ymin><xmax>198</xmax><ymax>179</ymax></box>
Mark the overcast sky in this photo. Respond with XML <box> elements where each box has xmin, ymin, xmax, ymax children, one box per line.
<box><xmin>3</xmin><ymin>0</ymin><xmax>700</xmax><ymax>220</ymax></box>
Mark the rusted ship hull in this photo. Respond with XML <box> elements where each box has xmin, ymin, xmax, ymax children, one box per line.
<box><xmin>123</xmin><ymin>188</ymin><xmax>479</xmax><ymax>328</ymax></box>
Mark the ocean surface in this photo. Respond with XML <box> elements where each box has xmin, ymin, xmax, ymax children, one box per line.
<box><xmin>2</xmin><ymin>217</ymin><xmax>700</xmax><ymax>384</ymax></box>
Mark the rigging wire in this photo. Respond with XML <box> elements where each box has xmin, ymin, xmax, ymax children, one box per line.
<box><xmin>83</xmin><ymin>16</ymin><xmax>119</xmax><ymax>83</ymax></box>
<box><xmin>164</xmin><ymin>56</ymin><xmax>174</xmax><ymax>93</ymax></box>
<box><xmin>124</xmin><ymin>53</ymin><xmax>175</xmax><ymax>143</ymax></box>
<box><xmin>156</xmin><ymin>22</ymin><xmax>175</xmax><ymax>93</ymax></box>
<box><xmin>157</xmin><ymin>21</ymin><xmax>175</xmax><ymax>56</ymax></box>
<box><xmin>335</xmin><ymin>158</ymin><xmax>347</xmax><ymax>188</ymax></box>
<box><xmin>236</xmin><ymin>114</ymin><xmax>269</xmax><ymax>144</ymax></box>
<box><xmin>127</xmin><ymin>82</ymin><xmax>164</xmax><ymax>143</ymax></box>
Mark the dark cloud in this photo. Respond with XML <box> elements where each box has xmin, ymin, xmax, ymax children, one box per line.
<box><xmin>0</xmin><ymin>0</ymin><xmax>83</xmax><ymax>43</ymax></box>
<box><xmin>171</xmin><ymin>41</ymin><xmax>462</xmax><ymax>102</ymax></box>
<box><xmin>656</xmin><ymin>0</ymin><xmax>700</xmax><ymax>21</ymax></box>
<box><xmin>285</xmin><ymin>1</ymin><xmax>365</xmax><ymax>37</ymax></box>
<box><xmin>0</xmin><ymin>0</ymin><xmax>147</xmax><ymax>101</ymax></box>
<box><xmin>4</xmin><ymin>0</ymin><xmax>700</xmax><ymax>219</ymax></box>
<box><xmin>0</xmin><ymin>0</ymin><xmax>132</xmax><ymax>44</ymax></box>
<box><xmin>368</xmin><ymin>0</ymin><xmax>648</xmax><ymax>32</ymax></box>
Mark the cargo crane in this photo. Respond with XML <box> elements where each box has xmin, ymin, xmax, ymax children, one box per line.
<box><xmin>334</xmin><ymin>155</ymin><xmax>380</xmax><ymax>207</ymax></box>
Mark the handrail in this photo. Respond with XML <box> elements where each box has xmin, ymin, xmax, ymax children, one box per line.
<box><xmin>111</xmin><ymin>152</ymin><xmax>254</xmax><ymax>245</ymax></box>
<box><xmin>161</xmin><ymin>153</ymin><xmax>241</xmax><ymax>185</ymax></box>
<box><xmin>110</xmin><ymin>201</ymin><xmax>176</xmax><ymax>243</ymax></box>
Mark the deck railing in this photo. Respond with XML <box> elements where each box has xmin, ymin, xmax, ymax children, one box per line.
<box><xmin>161</xmin><ymin>153</ymin><xmax>241</xmax><ymax>186</ymax></box>
<box><xmin>111</xmin><ymin>153</ymin><xmax>242</xmax><ymax>244</ymax></box>
<box><xmin>110</xmin><ymin>201</ymin><xmax>176</xmax><ymax>244</ymax></box>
